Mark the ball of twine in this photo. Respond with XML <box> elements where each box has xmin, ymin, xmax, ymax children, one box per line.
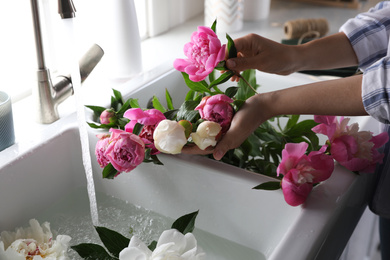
<box><xmin>284</xmin><ymin>18</ymin><xmax>329</xmax><ymax>40</ymax></box>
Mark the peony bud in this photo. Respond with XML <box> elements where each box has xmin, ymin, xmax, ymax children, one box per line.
<box><xmin>191</xmin><ymin>121</ymin><xmax>222</xmax><ymax>150</ymax></box>
<box><xmin>153</xmin><ymin>120</ymin><xmax>188</xmax><ymax>154</ymax></box>
<box><xmin>195</xmin><ymin>94</ymin><xmax>233</xmax><ymax>134</ymax></box>
<box><xmin>100</xmin><ymin>109</ymin><xmax>117</xmax><ymax>125</ymax></box>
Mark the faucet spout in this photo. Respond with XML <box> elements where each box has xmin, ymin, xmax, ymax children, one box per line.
<box><xmin>58</xmin><ymin>0</ymin><xmax>76</xmax><ymax>19</ymax></box>
<box><xmin>30</xmin><ymin>0</ymin><xmax>104</xmax><ymax>124</ymax></box>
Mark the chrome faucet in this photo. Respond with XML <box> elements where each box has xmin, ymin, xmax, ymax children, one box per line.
<box><xmin>30</xmin><ymin>0</ymin><xmax>104</xmax><ymax>124</ymax></box>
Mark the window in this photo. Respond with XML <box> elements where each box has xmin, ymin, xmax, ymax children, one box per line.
<box><xmin>0</xmin><ymin>2</ymin><xmax>36</xmax><ymax>102</ymax></box>
<box><xmin>0</xmin><ymin>0</ymin><xmax>203</xmax><ymax>103</ymax></box>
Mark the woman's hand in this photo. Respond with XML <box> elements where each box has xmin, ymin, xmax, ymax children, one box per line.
<box><xmin>226</xmin><ymin>32</ymin><xmax>358</xmax><ymax>80</ymax></box>
<box><xmin>226</xmin><ymin>33</ymin><xmax>299</xmax><ymax>77</ymax></box>
<box><xmin>182</xmin><ymin>94</ymin><xmax>268</xmax><ymax>160</ymax></box>
<box><xmin>212</xmin><ymin>94</ymin><xmax>267</xmax><ymax>160</ymax></box>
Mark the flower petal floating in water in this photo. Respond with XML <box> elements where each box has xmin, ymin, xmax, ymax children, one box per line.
<box><xmin>0</xmin><ymin>219</ymin><xmax>71</xmax><ymax>260</ymax></box>
<box><xmin>119</xmin><ymin>229</ymin><xmax>205</xmax><ymax>260</ymax></box>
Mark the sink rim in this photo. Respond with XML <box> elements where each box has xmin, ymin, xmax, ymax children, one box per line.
<box><xmin>0</xmin><ymin>68</ymin><xmax>376</xmax><ymax>259</ymax></box>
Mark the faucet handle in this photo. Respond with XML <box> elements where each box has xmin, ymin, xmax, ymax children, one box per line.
<box><xmin>35</xmin><ymin>44</ymin><xmax>104</xmax><ymax>124</ymax></box>
<box><xmin>78</xmin><ymin>44</ymin><xmax>104</xmax><ymax>83</ymax></box>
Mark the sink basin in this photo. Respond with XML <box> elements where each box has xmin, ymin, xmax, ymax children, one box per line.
<box><xmin>0</xmin><ymin>69</ymin><xmax>380</xmax><ymax>259</ymax></box>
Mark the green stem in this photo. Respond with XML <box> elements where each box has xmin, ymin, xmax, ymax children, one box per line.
<box><xmin>277</xmin><ymin>117</ymin><xmax>282</xmax><ymax>131</ymax></box>
<box><xmin>211</xmin><ymin>85</ymin><xmax>224</xmax><ymax>94</ymax></box>
<box><xmin>238</xmin><ymin>73</ymin><xmax>258</xmax><ymax>94</ymax></box>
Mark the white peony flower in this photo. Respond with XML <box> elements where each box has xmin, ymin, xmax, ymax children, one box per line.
<box><xmin>153</xmin><ymin>119</ymin><xmax>188</xmax><ymax>154</ymax></box>
<box><xmin>119</xmin><ymin>229</ymin><xmax>205</xmax><ymax>260</ymax></box>
<box><xmin>191</xmin><ymin>121</ymin><xmax>222</xmax><ymax>150</ymax></box>
<box><xmin>0</xmin><ymin>219</ymin><xmax>71</xmax><ymax>260</ymax></box>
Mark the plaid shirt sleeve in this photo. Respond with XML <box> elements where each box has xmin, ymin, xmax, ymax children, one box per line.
<box><xmin>340</xmin><ymin>1</ymin><xmax>390</xmax><ymax>124</ymax></box>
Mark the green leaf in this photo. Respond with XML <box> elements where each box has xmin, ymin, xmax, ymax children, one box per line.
<box><xmin>176</xmin><ymin>100</ymin><xmax>200</xmax><ymax>122</ymax></box>
<box><xmin>148</xmin><ymin>241</ymin><xmax>157</xmax><ymax>251</ymax></box>
<box><xmin>151</xmin><ymin>154</ymin><xmax>164</xmax><ymax>165</ymax></box>
<box><xmin>194</xmin><ymin>94</ymin><xmax>205</xmax><ymax>103</ymax></box>
<box><xmin>211</xmin><ymin>19</ymin><xmax>217</xmax><ymax>33</ymax></box>
<box><xmin>284</xmin><ymin>119</ymin><xmax>318</xmax><ymax>138</ymax></box>
<box><xmin>285</xmin><ymin>115</ymin><xmax>300</xmax><ymax>130</ymax></box>
<box><xmin>144</xmin><ymin>148</ymin><xmax>152</xmax><ymax>161</ymax></box>
<box><xmin>171</xmin><ymin>211</ymin><xmax>199</xmax><ymax>235</ymax></box>
<box><xmin>166</xmin><ymin>89</ymin><xmax>174</xmax><ymax>110</ymax></box>
<box><xmin>185</xmin><ymin>90</ymin><xmax>196</xmax><ymax>101</ymax></box>
<box><xmin>87</xmin><ymin>122</ymin><xmax>112</xmax><ymax>129</ymax></box>
<box><xmin>71</xmin><ymin>243</ymin><xmax>117</xmax><ymax>260</ymax></box>
<box><xmin>132</xmin><ymin>123</ymin><xmax>144</xmax><ymax>135</ymax></box>
<box><xmin>95</xmin><ymin>226</ymin><xmax>130</xmax><ymax>258</ymax></box>
<box><xmin>118</xmin><ymin>118</ymin><xmax>130</xmax><ymax>129</ymax></box>
<box><xmin>304</xmin><ymin>131</ymin><xmax>320</xmax><ymax>151</ymax></box>
<box><xmin>253</xmin><ymin>181</ymin><xmax>281</xmax><ymax>190</ymax></box>
<box><xmin>208</xmin><ymin>69</ymin><xmax>216</xmax><ymax>83</ymax></box>
<box><xmin>85</xmin><ymin>105</ymin><xmax>107</xmax><ymax>118</ymax></box>
<box><xmin>247</xmin><ymin>133</ymin><xmax>262</xmax><ymax>156</ymax></box>
<box><xmin>112</xmin><ymin>89</ymin><xmax>124</xmax><ymax>104</ymax></box>
<box><xmin>163</xmin><ymin>109</ymin><xmax>178</xmax><ymax>120</ymax></box>
<box><xmin>129</xmin><ymin>98</ymin><xmax>141</xmax><ymax>109</ymax></box>
<box><xmin>225</xmin><ymin>87</ymin><xmax>238</xmax><ymax>98</ymax></box>
<box><xmin>239</xmin><ymin>139</ymin><xmax>252</xmax><ymax>159</ymax></box>
<box><xmin>209</xmin><ymin>71</ymin><xmax>235</xmax><ymax>89</ymax></box>
<box><xmin>232</xmin><ymin>99</ymin><xmax>245</xmax><ymax>111</ymax></box>
<box><xmin>215</xmin><ymin>60</ymin><xmax>228</xmax><ymax>71</ymax></box>
<box><xmin>111</xmin><ymin>96</ymin><xmax>120</xmax><ymax>111</ymax></box>
<box><xmin>181</xmin><ymin>72</ymin><xmax>212</xmax><ymax>94</ymax></box>
<box><xmin>250</xmin><ymin>159</ymin><xmax>279</xmax><ymax>177</ymax></box>
<box><xmin>152</xmin><ymin>96</ymin><xmax>167</xmax><ymax>113</ymax></box>
<box><xmin>143</xmin><ymin>149</ymin><xmax>164</xmax><ymax>165</ymax></box>
<box><xmin>236</xmin><ymin>69</ymin><xmax>257</xmax><ymax>100</ymax></box>
<box><xmin>102</xmin><ymin>163</ymin><xmax>118</xmax><ymax>179</ymax></box>
<box><xmin>116</xmin><ymin>99</ymin><xmax>133</xmax><ymax>116</ymax></box>
<box><xmin>226</xmin><ymin>34</ymin><xmax>237</xmax><ymax>59</ymax></box>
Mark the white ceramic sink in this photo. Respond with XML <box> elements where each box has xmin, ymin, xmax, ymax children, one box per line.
<box><xmin>0</xmin><ymin>69</ymin><xmax>381</xmax><ymax>259</ymax></box>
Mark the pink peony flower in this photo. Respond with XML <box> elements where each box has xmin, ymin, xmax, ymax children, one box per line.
<box><xmin>312</xmin><ymin>115</ymin><xmax>389</xmax><ymax>173</ymax></box>
<box><xmin>105</xmin><ymin>128</ymin><xmax>145</xmax><ymax>174</ymax></box>
<box><xmin>124</xmin><ymin>108</ymin><xmax>166</xmax><ymax>154</ymax></box>
<box><xmin>95</xmin><ymin>133</ymin><xmax>111</xmax><ymax>168</ymax></box>
<box><xmin>195</xmin><ymin>94</ymin><xmax>234</xmax><ymax>133</ymax></box>
<box><xmin>277</xmin><ymin>142</ymin><xmax>334</xmax><ymax>206</ymax></box>
<box><xmin>173</xmin><ymin>26</ymin><xmax>226</xmax><ymax>82</ymax></box>
<box><xmin>281</xmin><ymin>172</ymin><xmax>313</xmax><ymax>207</ymax></box>
<box><xmin>100</xmin><ymin>109</ymin><xmax>117</xmax><ymax>125</ymax></box>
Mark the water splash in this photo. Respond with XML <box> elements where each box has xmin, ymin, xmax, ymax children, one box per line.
<box><xmin>61</xmin><ymin>18</ymin><xmax>99</xmax><ymax>226</ymax></box>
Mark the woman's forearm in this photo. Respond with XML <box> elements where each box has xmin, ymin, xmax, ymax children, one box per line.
<box><xmin>293</xmin><ymin>32</ymin><xmax>359</xmax><ymax>71</ymax></box>
<box><xmin>259</xmin><ymin>74</ymin><xmax>367</xmax><ymax>118</ymax></box>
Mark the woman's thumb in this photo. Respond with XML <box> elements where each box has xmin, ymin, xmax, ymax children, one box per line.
<box><xmin>226</xmin><ymin>57</ymin><xmax>254</xmax><ymax>72</ymax></box>
<box><xmin>213</xmin><ymin>139</ymin><xmax>231</xmax><ymax>160</ymax></box>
